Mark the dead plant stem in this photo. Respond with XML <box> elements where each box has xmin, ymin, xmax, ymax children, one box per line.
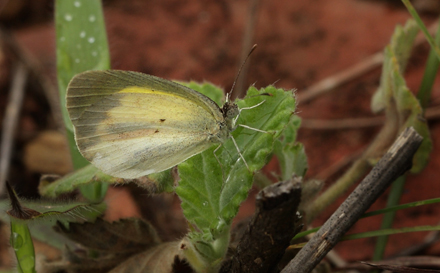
<box><xmin>0</xmin><ymin>63</ymin><xmax>28</xmax><ymax>195</ymax></box>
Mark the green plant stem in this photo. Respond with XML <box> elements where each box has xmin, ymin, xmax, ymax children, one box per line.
<box><xmin>343</xmin><ymin>224</ymin><xmax>440</xmax><ymax>240</ymax></box>
<box><xmin>363</xmin><ymin>196</ymin><xmax>440</xmax><ymax>217</ymax></box>
<box><xmin>372</xmin><ymin>175</ymin><xmax>406</xmax><ymax>260</ymax></box>
<box><xmin>401</xmin><ymin>0</ymin><xmax>440</xmax><ymax>60</ymax></box>
<box><xmin>253</xmin><ymin>172</ymin><xmax>273</xmax><ymax>189</ymax></box>
<box><xmin>292</xmin><ymin>224</ymin><xmax>440</xmax><ymax>249</ymax></box>
<box><xmin>417</xmin><ymin>23</ymin><xmax>440</xmax><ymax>109</ymax></box>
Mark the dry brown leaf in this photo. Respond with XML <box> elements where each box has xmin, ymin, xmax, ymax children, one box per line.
<box><xmin>40</xmin><ymin>218</ymin><xmax>166</xmax><ymax>273</ymax></box>
<box><xmin>54</xmin><ymin>217</ymin><xmax>160</xmax><ymax>254</ymax></box>
<box><xmin>108</xmin><ymin>241</ymin><xmax>189</xmax><ymax>273</ymax></box>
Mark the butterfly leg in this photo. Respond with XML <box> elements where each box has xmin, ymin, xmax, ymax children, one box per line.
<box><xmin>238</xmin><ymin>124</ymin><xmax>268</xmax><ymax>133</ymax></box>
<box><xmin>213</xmin><ymin>144</ymin><xmax>226</xmax><ymax>180</ymax></box>
<box><xmin>229</xmin><ymin>135</ymin><xmax>250</xmax><ymax>171</ymax></box>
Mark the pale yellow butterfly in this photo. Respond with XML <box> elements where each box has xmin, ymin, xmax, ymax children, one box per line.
<box><xmin>66</xmin><ymin>70</ymin><xmax>261</xmax><ymax>179</ymax></box>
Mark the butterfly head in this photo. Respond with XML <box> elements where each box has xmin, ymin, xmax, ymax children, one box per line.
<box><xmin>221</xmin><ymin>101</ymin><xmax>239</xmax><ymax>131</ymax></box>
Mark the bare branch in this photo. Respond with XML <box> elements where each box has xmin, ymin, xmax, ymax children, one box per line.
<box><xmin>281</xmin><ymin>127</ymin><xmax>423</xmax><ymax>273</ymax></box>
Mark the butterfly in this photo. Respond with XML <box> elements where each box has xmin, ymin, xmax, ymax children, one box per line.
<box><xmin>66</xmin><ymin>70</ymin><xmax>263</xmax><ymax>179</ymax></box>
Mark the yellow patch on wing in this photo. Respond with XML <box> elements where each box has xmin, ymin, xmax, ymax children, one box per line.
<box><xmin>118</xmin><ymin>86</ymin><xmax>182</xmax><ymax>98</ymax></box>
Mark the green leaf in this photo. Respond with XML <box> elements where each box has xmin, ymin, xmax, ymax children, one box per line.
<box><xmin>56</xmin><ymin>0</ymin><xmax>110</xmax><ymax>133</ymax></box>
<box><xmin>386</xmin><ymin>48</ymin><xmax>431</xmax><ymax>173</ymax></box>
<box><xmin>181</xmin><ymin>81</ymin><xmax>225</xmax><ymax>106</ymax></box>
<box><xmin>7</xmin><ymin>182</ymin><xmax>105</xmax><ymax>225</ymax></box>
<box><xmin>176</xmin><ymin>84</ymin><xmax>296</xmax><ymax>270</ymax></box>
<box><xmin>4</xmin><ymin>184</ymin><xmax>36</xmax><ymax>273</ymax></box>
<box><xmin>371</xmin><ymin>19</ymin><xmax>419</xmax><ymax>113</ymax></box>
<box><xmin>371</xmin><ymin>19</ymin><xmax>431</xmax><ymax>173</ymax></box>
<box><xmin>10</xmin><ymin>222</ymin><xmax>36</xmax><ymax>273</ymax></box>
<box><xmin>39</xmin><ymin>165</ymin><xmax>175</xmax><ymax>198</ymax></box>
<box><xmin>7</xmin><ymin>201</ymin><xmax>106</xmax><ymax>225</ymax></box>
<box><xmin>219</xmin><ymin>87</ymin><xmax>295</xmax><ymax>220</ymax></box>
<box><xmin>177</xmin><ymin>85</ymin><xmax>295</xmax><ymax>231</ymax></box>
<box><xmin>39</xmin><ymin>164</ymin><xmax>116</xmax><ymax>198</ymax></box>
<box><xmin>274</xmin><ymin>115</ymin><xmax>308</xmax><ymax>180</ymax></box>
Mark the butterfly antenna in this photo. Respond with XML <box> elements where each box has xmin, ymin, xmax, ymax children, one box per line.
<box><xmin>226</xmin><ymin>44</ymin><xmax>258</xmax><ymax>102</ymax></box>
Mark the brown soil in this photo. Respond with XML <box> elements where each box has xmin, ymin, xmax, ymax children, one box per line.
<box><xmin>2</xmin><ymin>0</ymin><xmax>440</xmax><ymax>269</ymax></box>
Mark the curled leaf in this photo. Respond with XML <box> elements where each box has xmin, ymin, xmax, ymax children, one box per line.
<box><xmin>370</xmin><ymin>19</ymin><xmax>431</xmax><ymax>173</ymax></box>
<box><xmin>6</xmin><ymin>182</ymin><xmax>105</xmax><ymax>224</ymax></box>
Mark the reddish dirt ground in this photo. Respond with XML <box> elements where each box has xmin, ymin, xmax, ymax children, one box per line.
<box><xmin>2</xmin><ymin>0</ymin><xmax>440</xmax><ymax>269</ymax></box>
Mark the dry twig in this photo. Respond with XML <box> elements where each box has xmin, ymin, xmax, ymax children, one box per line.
<box><xmin>0</xmin><ymin>63</ymin><xmax>28</xmax><ymax>194</ymax></box>
<box><xmin>281</xmin><ymin>127</ymin><xmax>423</xmax><ymax>273</ymax></box>
<box><xmin>234</xmin><ymin>0</ymin><xmax>260</xmax><ymax>99</ymax></box>
<box><xmin>300</xmin><ymin>104</ymin><xmax>440</xmax><ymax>130</ymax></box>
